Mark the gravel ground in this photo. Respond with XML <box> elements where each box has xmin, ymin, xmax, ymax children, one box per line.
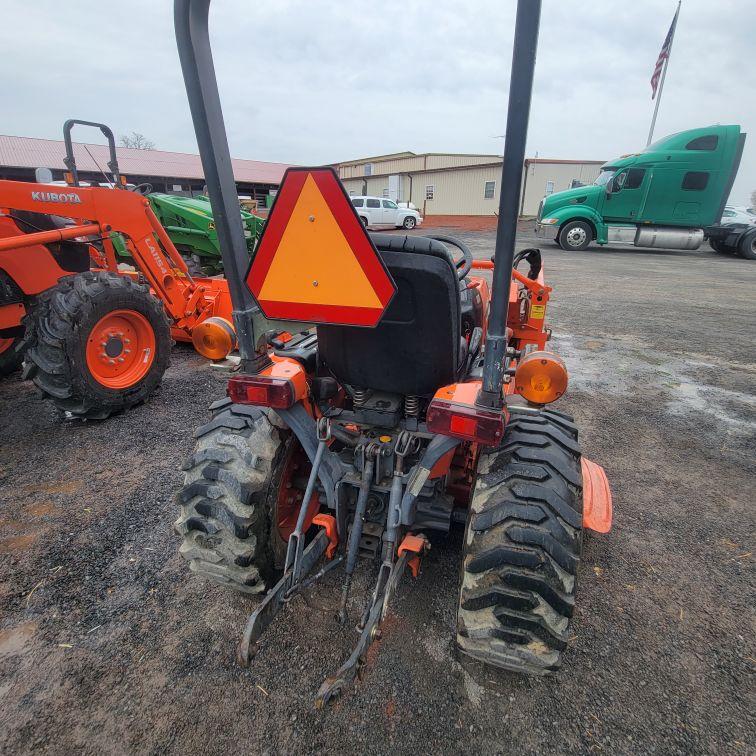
<box><xmin>1</xmin><ymin>225</ymin><xmax>754</xmax><ymax>755</ymax></box>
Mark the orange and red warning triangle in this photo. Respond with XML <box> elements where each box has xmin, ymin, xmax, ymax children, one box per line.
<box><xmin>246</xmin><ymin>167</ymin><xmax>396</xmax><ymax>327</ymax></box>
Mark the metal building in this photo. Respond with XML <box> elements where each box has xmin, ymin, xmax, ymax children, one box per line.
<box><xmin>337</xmin><ymin>152</ymin><xmax>604</xmax><ymax>219</ymax></box>
<box><xmin>0</xmin><ymin>134</ymin><xmax>289</xmax><ymax>204</ymax></box>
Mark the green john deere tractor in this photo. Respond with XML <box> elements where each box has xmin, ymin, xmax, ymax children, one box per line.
<box><xmin>113</xmin><ymin>191</ymin><xmax>265</xmax><ymax>275</ymax></box>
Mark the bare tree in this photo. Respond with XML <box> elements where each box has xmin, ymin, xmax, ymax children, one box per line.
<box><xmin>119</xmin><ymin>132</ymin><xmax>156</xmax><ymax>150</ymax></box>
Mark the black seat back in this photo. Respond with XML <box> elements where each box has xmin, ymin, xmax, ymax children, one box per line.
<box><xmin>317</xmin><ymin>234</ymin><xmax>460</xmax><ymax>396</ymax></box>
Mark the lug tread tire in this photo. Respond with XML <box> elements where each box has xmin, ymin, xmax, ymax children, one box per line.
<box><xmin>457</xmin><ymin>406</ymin><xmax>583</xmax><ymax>675</ymax></box>
<box><xmin>22</xmin><ymin>271</ymin><xmax>170</xmax><ymax>420</ymax></box>
<box><xmin>737</xmin><ymin>230</ymin><xmax>756</xmax><ymax>260</ymax></box>
<box><xmin>175</xmin><ymin>400</ymin><xmax>283</xmax><ymax>593</ymax></box>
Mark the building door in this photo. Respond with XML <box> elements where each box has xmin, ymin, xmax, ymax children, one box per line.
<box><xmin>388</xmin><ymin>174</ymin><xmax>401</xmax><ymax>202</ymax></box>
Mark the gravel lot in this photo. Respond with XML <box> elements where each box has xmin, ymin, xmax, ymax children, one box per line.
<box><xmin>1</xmin><ymin>224</ymin><xmax>754</xmax><ymax>755</ymax></box>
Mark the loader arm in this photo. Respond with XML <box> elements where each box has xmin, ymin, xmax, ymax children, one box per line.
<box><xmin>0</xmin><ymin>179</ymin><xmax>202</xmax><ymax>325</ymax></box>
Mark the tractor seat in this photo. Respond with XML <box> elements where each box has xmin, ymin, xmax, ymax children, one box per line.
<box><xmin>317</xmin><ymin>234</ymin><xmax>461</xmax><ymax>397</ymax></box>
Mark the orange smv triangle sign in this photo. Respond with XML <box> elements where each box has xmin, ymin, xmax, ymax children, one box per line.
<box><xmin>246</xmin><ymin>167</ymin><xmax>396</xmax><ymax>327</ymax></box>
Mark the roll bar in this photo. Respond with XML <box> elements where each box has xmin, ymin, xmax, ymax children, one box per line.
<box><xmin>63</xmin><ymin>119</ymin><xmax>122</xmax><ymax>188</ymax></box>
<box><xmin>173</xmin><ymin>0</ymin><xmax>542</xmax><ymax>394</ymax></box>
<box><xmin>477</xmin><ymin>0</ymin><xmax>541</xmax><ymax>408</ymax></box>
<box><xmin>174</xmin><ymin>0</ymin><xmax>260</xmax><ymax>366</ymax></box>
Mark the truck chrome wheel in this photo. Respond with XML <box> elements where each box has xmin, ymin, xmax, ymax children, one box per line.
<box><xmin>566</xmin><ymin>226</ymin><xmax>587</xmax><ymax>247</ymax></box>
<box><xmin>558</xmin><ymin>220</ymin><xmax>592</xmax><ymax>251</ymax></box>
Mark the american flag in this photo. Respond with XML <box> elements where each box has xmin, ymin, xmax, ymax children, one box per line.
<box><xmin>651</xmin><ymin>4</ymin><xmax>680</xmax><ymax>99</ymax></box>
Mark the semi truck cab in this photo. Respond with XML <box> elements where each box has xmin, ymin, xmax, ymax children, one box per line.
<box><xmin>535</xmin><ymin>125</ymin><xmax>748</xmax><ymax>254</ymax></box>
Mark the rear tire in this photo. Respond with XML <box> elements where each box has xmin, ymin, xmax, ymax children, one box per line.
<box><xmin>709</xmin><ymin>239</ymin><xmax>736</xmax><ymax>255</ymax></box>
<box><xmin>23</xmin><ymin>271</ymin><xmax>171</xmax><ymax>420</ymax></box>
<box><xmin>737</xmin><ymin>229</ymin><xmax>756</xmax><ymax>260</ymax></box>
<box><xmin>175</xmin><ymin>399</ymin><xmax>285</xmax><ymax>593</ymax></box>
<box><xmin>456</xmin><ymin>407</ymin><xmax>583</xmax><ymax>674</ymax></box>
<box><xmin>180</xmin><ymin>253</ymin><xmax>205</xmax><ymax>277</ymax></box>
<box><xmin>558</xmin><ymin>221</ymin><xmax>592</xmax><ymax>251</ymax></box>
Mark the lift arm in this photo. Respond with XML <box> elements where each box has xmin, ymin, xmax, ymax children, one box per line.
<box><xmin>0</xmin><ymin>179</ymin><xmax>197</xmax><ymax>323</ymax></box>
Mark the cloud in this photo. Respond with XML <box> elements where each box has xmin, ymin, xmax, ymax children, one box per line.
<box><xmin>1</xmin><ymin>0</ymin><xmax>753</xmax><ymax>204</ymax></box>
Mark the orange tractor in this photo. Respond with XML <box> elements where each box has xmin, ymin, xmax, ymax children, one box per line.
<box><xmin>0</xmin><ymin>120</ymin><xmax>249</xmax><ymax>418</ymax></box>
<box><xmin>173</xmin><ymin>0</ymin><xmax>612</xmax><ymax>705</ymax></box>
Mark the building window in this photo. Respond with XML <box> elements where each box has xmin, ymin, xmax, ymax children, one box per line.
<box><xmin>364</xmin><ymin>163</ymin><xmax>373</xmax><ymax>176</ymax></box>
<box><xmin>545</xmin><ymin>180</ymin><xmax>555</xmax><ymax>195</ymax></box>
<box><xmin>382</xmin><ymin>188</ymin><xmax>390</xmax><ymax>198</ymax></box>
<box><xmin>681</xmin><ymin>171</ymin><xmax>709</xmax><ymax>191</ymax></box>
<box><xmin>425</xmin><ymin>185</ymin><xmax>435</xmax><ymax>200</ymax></box>
<box><xmin>484</xmin><ymin>181</ymin><xmax>495</xmax><ymax>199</ymax></box>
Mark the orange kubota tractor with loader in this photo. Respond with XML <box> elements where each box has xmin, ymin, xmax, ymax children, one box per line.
<box><xmin>173</xmin><ymin>0</ymin><xmax>612</xmax><ymax>706</ymax></box>
<box><xmin>0</xmin><ymin>120</ymin><xmax>250</xmax><ymax>419</ymax></box>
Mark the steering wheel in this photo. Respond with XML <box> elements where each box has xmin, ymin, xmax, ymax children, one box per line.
<box><xmin>131</xmin><ymin>183</ymin><xmax>153</xmax><ymax>195</ymax></box>
<box><xmin>429</xmin><ymin>235</ymin><xmax>473</xmax><ymax>280</ymax></box>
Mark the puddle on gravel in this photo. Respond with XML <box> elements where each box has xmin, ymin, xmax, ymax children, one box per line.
<box><xmin>553</xmin><ymin>333</ymin><xmax>756</xmax><ymax>436</ymax></box>
<box><xmin>0</xmin><ymin>620</ymin><xmax>37</xmax><ymax>656</ymax></box>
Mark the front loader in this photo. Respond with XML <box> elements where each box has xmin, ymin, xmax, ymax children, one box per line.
<box><xmin>0</xmin><ymin>120</ymin><xmax>262</xmax><ymax>418</ymax></box>
<box><xmin>173</xmin><ymin>0</ymin><xmax>613</xmax><ymax>705</ymax></box>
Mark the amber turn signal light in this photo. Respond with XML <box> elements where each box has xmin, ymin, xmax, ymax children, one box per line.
<box><xmin>192</xmin><ymin>316</ymin><xmax>237</xmax><ymax>360</ymax></box>
<box><xmin>514</xmin><ymin>351</ymin><xmax>568</xmax><ymax>405</ymax></box>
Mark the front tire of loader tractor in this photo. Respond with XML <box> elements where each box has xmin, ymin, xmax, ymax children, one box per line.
<box><xmin>456</xmin><ymin>406</ymin><xmax>583</xmax><ymax>675</ymax></box>
<box><xmin>23</xmin><ymin>271</ymin><xmax>171</xmax><ymax>420</ymax></box>
<box><xmin>175</xmin><ymin>399</ymin><xmax>287</xmax><ymax>593</ymax></box>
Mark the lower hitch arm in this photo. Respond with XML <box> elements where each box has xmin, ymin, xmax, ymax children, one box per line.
<box><xmin>315</xmin><ymin>550</ymin><xmax>411</xmax><ymax>709</ymax></box>
<box><xmin>315</xmin><ymin>432</ymin><xmax>416</xmax><ymax>708</ymax></box>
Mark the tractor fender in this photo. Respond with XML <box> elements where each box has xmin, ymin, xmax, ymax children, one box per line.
<box><xmin>581</xmin><ymin>457</ymin><xmax>613</xmax><ymax>533</ymax></box>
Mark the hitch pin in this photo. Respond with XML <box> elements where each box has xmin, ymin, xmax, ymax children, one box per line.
<box><xmin>285</xmin><ymin>417</ymin><xmax>330</xmax><ymax>586</ymax></box>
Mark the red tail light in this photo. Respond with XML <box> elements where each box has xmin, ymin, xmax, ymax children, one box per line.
<box><xmin>426</xmin><ymin>399</ymin><xmax>505</xmax><ymax>446</ymax></box>
<box><xmin>227</xmin><ymin>374</ymin><xmax>295</xmax><ymax>409</ymax></box>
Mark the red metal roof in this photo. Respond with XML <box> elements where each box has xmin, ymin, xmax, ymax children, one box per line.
<box><xmin>0</xmin><ymin>134</ymin><xmax>291</xmax><ymax>185</ymax></box>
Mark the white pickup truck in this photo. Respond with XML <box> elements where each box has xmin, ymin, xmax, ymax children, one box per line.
<box><xmin>350</xmin><ymin>196</ymin><xmax>423</xmax><ymax>230</ymax></box>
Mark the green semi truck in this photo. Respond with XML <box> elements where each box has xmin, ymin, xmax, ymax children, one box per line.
<box><xmin>535</xmin><ymin>125</ymin><xmax>756</xmax><ymax>259</ymax></box>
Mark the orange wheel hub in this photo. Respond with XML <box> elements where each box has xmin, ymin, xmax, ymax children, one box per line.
<box><xmin>85</xmin><ymin>310</ymin><xmax>156</xmax><ymax>389</ymax></box>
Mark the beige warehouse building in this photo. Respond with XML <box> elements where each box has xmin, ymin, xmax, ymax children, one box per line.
<box><xmin>337</xmin><ymin>152</ymin><xmax>604</xmax><ymax>220</ymax></box>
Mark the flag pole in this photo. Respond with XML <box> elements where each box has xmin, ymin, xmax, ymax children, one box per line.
<box><xmin>647</xmin><ymin>1</ymin><xmax>681</xmax><ymax>146</ymax></box>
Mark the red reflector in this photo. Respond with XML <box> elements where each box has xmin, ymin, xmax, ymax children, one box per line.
<box><xmin>450</xmin><ymin>414</ymin><xmax>478</xmax><ymax>437</ymax></box>
<box><xmin>426</xmin><ymin>399</ymin><xmax>504</xmax><ymax>446</ymax></box>
<box><xmin>227</xmin><ymin>374</ymin><xmax>294</xmax><ymax>409</ymax></box>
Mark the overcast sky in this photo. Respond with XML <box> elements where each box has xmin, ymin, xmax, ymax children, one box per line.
<box><xmin>2</xmin><ymin>0</ymin><xmax>754</xmax><ymax>205</ymax></box>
